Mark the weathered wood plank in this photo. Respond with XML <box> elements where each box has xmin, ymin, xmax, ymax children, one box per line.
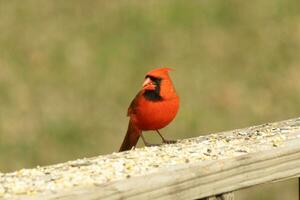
<box><xmin>1</xmin><ymin>117</ymin><xmax>300</xmax><ymax>200</ymax></box>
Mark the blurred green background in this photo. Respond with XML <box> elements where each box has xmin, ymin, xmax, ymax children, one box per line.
<box><xmin>0</xmin><ymin>0</ymin><xmax>299</xmax><ymax>199</ymax></box>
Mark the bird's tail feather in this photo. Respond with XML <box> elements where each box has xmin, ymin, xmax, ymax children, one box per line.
<box><xmin>119</xmin><ymin>121</ymin><xmax>141</xmax><ymax>152</ymax></box>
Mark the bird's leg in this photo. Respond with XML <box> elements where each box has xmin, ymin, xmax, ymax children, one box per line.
<box><xmin>156</xmin><ymin>130</ymin><xmax>177</xmax><ymax>144</ymax></box>
<box><xmin>140</xmin><ymin>133</ymin><xmax>160</xmax><ymax>147</ymax></box>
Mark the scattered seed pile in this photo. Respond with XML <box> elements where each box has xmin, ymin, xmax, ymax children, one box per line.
<box><xmin>1</xmin><ymin>118</ymin><xmax>299</xmax><ymax>199</ymax></box>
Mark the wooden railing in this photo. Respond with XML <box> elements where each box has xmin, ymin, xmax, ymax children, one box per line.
<box><xmin>1</xmin><ymin>117</ymin><xmax>300</xmax><ymax>200</ymax></box>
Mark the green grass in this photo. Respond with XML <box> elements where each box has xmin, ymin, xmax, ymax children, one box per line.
<box><xmin>0</xmin><ymin>0</ymin><xmax>299</xmax><ymax>199</ymax></box>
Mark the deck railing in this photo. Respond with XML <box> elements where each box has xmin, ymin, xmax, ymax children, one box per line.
<box><xmin>1</xmin><ymin>117</ymin><xmax>300</xmax><ymax>200</ymax></box>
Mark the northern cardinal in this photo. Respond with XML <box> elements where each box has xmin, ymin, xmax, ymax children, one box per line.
<box><xmin>119</xmin><ymin>68</ymin><xmax>179</xmax><ymax>152</ymax></box>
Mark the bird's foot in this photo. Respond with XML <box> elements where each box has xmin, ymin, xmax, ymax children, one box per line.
<box><xmin>162</xmin><ymin>139</ymin><xmax>177</xmax><ymax>144</ymax></box>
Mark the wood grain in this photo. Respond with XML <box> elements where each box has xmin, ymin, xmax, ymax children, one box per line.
<box><xmin>4</xmin><ymin>117</ymin><xmax>300</xmax><ymax>200</ymax></box>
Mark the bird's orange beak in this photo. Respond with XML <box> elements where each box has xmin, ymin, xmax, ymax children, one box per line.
<box><xmin>142</xmin><ymin>77</ymin><xmax>155</xmax><ymax>90</ymax></box>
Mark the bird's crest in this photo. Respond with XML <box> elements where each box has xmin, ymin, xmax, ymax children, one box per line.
<box><xmin>146</xmin><ymin>67</ymin><xmax>173</xmax><ymax>78</ymax></box>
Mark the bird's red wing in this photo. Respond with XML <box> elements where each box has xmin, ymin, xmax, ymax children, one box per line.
<box><xmin>127</xmin><ymin>91</ymin><xmax>142</xmax><ymax>116</ymax></box>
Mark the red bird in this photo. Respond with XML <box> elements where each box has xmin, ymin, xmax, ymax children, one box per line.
<box><xmin>119</xmin><ymin>68</ymin><xmax>179</xmax><ymax>152</ymax></box>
